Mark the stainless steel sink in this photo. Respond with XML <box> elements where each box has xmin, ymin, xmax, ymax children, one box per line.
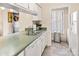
<box><xmin>25</xmin><ymin>30</ymin><xmax>41</xmax><ymax>36</ymax></box>
<box><xmin>25</xmin><ymin>28</ymin><xmax>43</xmax><ymax>36</ymax></box>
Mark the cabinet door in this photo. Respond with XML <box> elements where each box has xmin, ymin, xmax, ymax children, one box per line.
<box><xmin>41</xmin><ymin>33</ymin><xmax>45</xmax><ymax>53</ymax></box>
<box><xmin>41</xmin><ymin>32</ymin><xmax>47</xmax><ymax>54</ymax></box>
<box><xmin>24</xmin><ymin>38</ymin><xmax>41</xmax><ymax>56</ymax></box>
<box><xmin>30</xmin><ymin>39</ymin><xmax>40</xmax><ymax>56</ymax></box>
<box><xmin>24</xmin><ymin>32</ymin><xmax>47</xmax><ymax>56</ymax></box>
<box><xmin>24</xmin><ymin>40</ymin><xmax>36</xmax><ymax>56</ymax></box>
<box><xmin>16</xmin><ymin>3</ymin><xmax>28</xmax><ymax>9</ymax></box>
<box><xmin>37</xmin><ymin>6</ymin><xmax>42</xmax><ymax>20</ymax></box>
<box><xmin>29</xmin><ymin>3</ymin><xmax>38</xmax><ymax>13</ymax></box>
<box><xmin>36</xmin><ymin>37</ymin><xmax>42</xmax><ymax>55</ymax></box>
<box><xmin>29</xmin><ymin>3</ymin><xmax>35</xmax><ymax>11</ymax></box>
<box><xmin>24</xmin><ymin>44</ymin><xmax>34</xmax><ymax>56</ymax></box>
<box><xmin>18</xmin><ymin>50</ymin><xmax>24</xmax><ymax>56</ymax></box>
<box><xmin>34</xmin><ymin>4</ymin><xmax>38</xmax><ymax>13</ymax></box>
<box><xmin>44</xmin><ymin>32</ymin><xmax>48</xmax><ymax>47</ymax></box>
<box><xmin>41</xmin><ymin>35</ymin><xmax>44</xmax><ymax>53</ymax></box>
<box><xmin>31</xmin><ymin>4</ymin><xmax>42</xmax><ymax>21</ymax></box>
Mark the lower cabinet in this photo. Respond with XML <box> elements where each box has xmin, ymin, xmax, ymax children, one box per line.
<box><xmin>18</xmin><ymin>31</ymin><xmax>47</xmax><ymax>56</ymax></box>
<box><xmin>41</xmin><ymin>31</ymin><xmax>47</xmax><ymax>53</ymax></box>
<box><xmin>24</xmin><ymin>38</ymin><xmax>41</xmax><ymax>56</ymax></box>
<box><xmin>18</xmin><ymin>50</ymin><xmax>24</xmax><ymax>56</ymax></box>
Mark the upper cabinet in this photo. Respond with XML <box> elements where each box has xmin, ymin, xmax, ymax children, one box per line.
<box><xmin>0</xmin><ymin>3</ymin><xmax>37</xmax><ymax>15</ymax></box>
<box><xmin>37</xmin><ymin>5</ymin><xmax>42</xmax><ymax>20</ymax></box>
<box><xmin>29</xmin><ymin>3</ymin><xmax>42</xmax><ymax>21</ymax></box>
<box><xmin>29</xmin><ymin>3</ymin><xmax>38</xmax><ymax>13</ymax></box>
<box><xmin>0</xmin><ymin>3</ymin><xmax>42</xmax><ymax>20</ymax></box>
<box><xmin>15</xmin><ymin>3</ymin><xmax>28</xmax><ymax>9</ymax></box>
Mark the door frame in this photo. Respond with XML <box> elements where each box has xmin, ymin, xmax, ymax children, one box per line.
<box><xmin>51</xmin><ymin>6</ymin><xmax>69</xmax><ymax>44</ymax></box>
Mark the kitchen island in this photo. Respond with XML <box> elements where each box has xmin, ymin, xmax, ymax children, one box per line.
<box><xmin>0</xmin><ymin>28</ymin><xmax>47</xmax><ymax>56</ymax></box>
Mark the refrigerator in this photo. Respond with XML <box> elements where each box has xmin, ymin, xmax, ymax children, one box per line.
<box><xmin>68</xmin><ymin>11</ymin><xmax>79</xmax><ymax>56</ymax></box>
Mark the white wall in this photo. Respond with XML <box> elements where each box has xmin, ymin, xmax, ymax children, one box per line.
<box><xmin>19</xmin><ymin>12</ymin><xmax>33</xmax><ymax>31</ymax></box>
<box><xmin>2</xmin><ymin>9</ymin><xmax>8</xmax><ymax>36</ymax></box>
<box><xmin>1</xmin><ymin>9</ymin><xmax>33</xmax><ymax>36</ymax></box>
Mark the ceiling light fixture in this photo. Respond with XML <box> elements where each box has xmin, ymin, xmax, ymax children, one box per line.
<box><xmin>0</xmin><ymin>7</ymin><xmax>5</xmax><ymax>10</ymax></box>
<box><xmin>9</xmin><ymin>9</ymin><xmax>14</xmax><ymax>12</ymax></box>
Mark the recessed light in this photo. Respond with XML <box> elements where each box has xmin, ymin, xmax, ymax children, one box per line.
<box><xmin>9</xmin><ymin>9</ymin><xmax>14</xmax><ymax>12</ymax></box>
<box><xmin>0</xmin><ymin>7</ymin><xmax>5</xmax><ymax>10</ymax></box>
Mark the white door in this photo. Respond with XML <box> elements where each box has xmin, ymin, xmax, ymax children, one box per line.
<box><xmin>69</xmin><ymin>11</ymin><xmax>78</xmax><ymax>56</ymax></box>
<box><xmin>0</xmin><ymin>9</ymin><xmax>3</xmax><ymax>36</ymax></box>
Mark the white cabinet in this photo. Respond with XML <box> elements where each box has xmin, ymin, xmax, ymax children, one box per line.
<box><xmin>24</xmin><ymin>44</ymin><xmax>34</xmax><ymax>56</ymax></box>
<box><xmin>29</xmin><ymin>3</ymin><xmax>38</xmax><ymax>20</ymax></box>
<box><xmin>8</xmin><ymin>3</ymin><xmax>37</xmax><ymax>15</ymax></box>
<box><xmin>15</xmin><ymin>3</ymin><xmax>28</xmax><ymax>9</ymax></box>
<box><xmin>32</xmin><ymin>7</ymin><xmax>42</xmax><ymax>20</ymax></box>
<box><xmin>36</xmin><ymin>36</ymin><xmax>42</xmax><ymax>55</ymax></box>
<box><xmin>18</xmin><ymin>31</ymin><xmax>47</xmax><ymax>56</ymax></box>
<box><xmin>18</xmin><ymin>50</ymin><xmax>24</xmax><ymax>56</ymax></box>
<box><xmin>30</xmin><ymin>4</ymin><xmax>42</xmax><ymax>21</ymax></box>
<box><xmin>24</xmin><ymin>39</ymin><xmax>36</xmax><ymax>56</ymax></box>
<box><xmin>25</xmin><ymin>46</ymin><xmax>32</xmax><ymax>55</ymax></box>
<box><xmin>24</xmin><ymin>36</ymin><xmax>42</xmax><ymax>56</ymax></box>
<box><xmin>29</xmin><ymin>3</ymin><xmax>42</xmax><ymax>20</ymax></box>
<box><xmin>29</xmin><ymin>3</ymin><xmax>38</xmax><ymax>12</ymax></box>
<box><xmin>37</xmin><ymin>6</ymin><xmax>42</xmax><ymax>20</ymax></box>
<box><xmin>29</xmin><ymin>3</ymin><xmax>35</xmax><ymax>11</ymax></box>
<box><xmin>41</xmin><ymin>32</ymin><xmax>47</xmax><ymax>53</ymax></box>
<box><xmin>24</xmin><ymin>31</ymin><xmax>47</xmax><ymax>56</ymax></box>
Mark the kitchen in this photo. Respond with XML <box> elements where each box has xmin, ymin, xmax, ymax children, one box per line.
<box><xmin>0</xmin><ymin>3</ymin><xmax>79</xmax><ymax>56</ymax></box>
<box><xmin>0</xmin><ymin>3</ymin><xmax>49</xmax><ymax>56</ymax></box>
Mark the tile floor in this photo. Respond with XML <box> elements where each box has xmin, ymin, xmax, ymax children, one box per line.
<box><xmin>42</xmin><ymin>41</ymin><xmax>73</xmax><ymax>56</ymax></box>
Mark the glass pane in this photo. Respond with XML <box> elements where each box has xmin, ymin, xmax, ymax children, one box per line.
<box><xmin>52</xmin><ymin>10</ymin><xmax>64</xmax><ymax>33</ymax></box>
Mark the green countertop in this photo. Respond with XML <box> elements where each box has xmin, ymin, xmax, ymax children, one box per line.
<box><xmin>0</xmin><ymin>29</ymin><xmax>46</xmax><ymax>56</ymax></box>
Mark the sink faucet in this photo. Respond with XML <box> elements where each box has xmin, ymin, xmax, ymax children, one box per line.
<box><xmin>25</xmin><ymin>28</ymin><xmax>36</xmax><ymax>35</ymax></box>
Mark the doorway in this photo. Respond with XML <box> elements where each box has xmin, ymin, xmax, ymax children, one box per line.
<box><xmin>51</xmin><ymin>7</ymin><xmax>68</xmax><ymax>43</ymax></box>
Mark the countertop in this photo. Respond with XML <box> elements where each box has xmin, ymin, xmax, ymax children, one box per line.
<box><xmin>0</xmin><ymin>28</ymin><xmax>46</xmax><ymax>56</ymax></box>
